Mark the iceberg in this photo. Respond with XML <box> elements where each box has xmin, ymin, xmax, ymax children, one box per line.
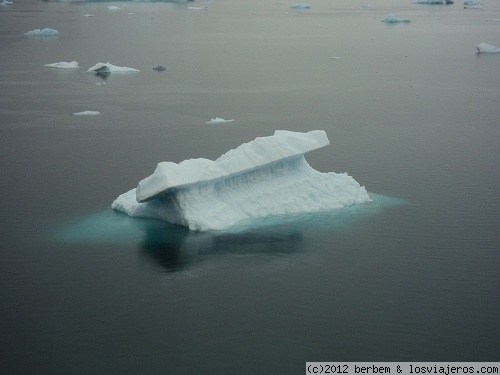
<box><xmin>464</xmin><ymin>1</ymin><xmax>482</xmax><ymax>8</ymax></box>
<box><xmin>411</xmin><ymin>0</ymin><xmax>453</xmax><ymax>3</ymax></box>
<box><xmin>87</xmin><ymin>62</ymin><xmax>140</xmax><ymax>75</ymax></box>
<box><xmin>476</xmin><ymin>42</ymin><xmax>500</xmax><ymax>53</ymax></box>
<box><xmin>44</xmin><ymin>61</ymin><xmax>79</xmax><ymax>69</ymax></box>
<box><xmin>25</xmin><ymin>28</ymin><xmax>59</xmax><ymax>38</ymax></box>
<box><xmin>112</xmin><ymin>130</ymin><xmax>372</xmax><ymax>231</ymax></box>
<box><xmin>382</xmin><ymin>14</ymin><xmax>411</xmax><ymax>23</ymax></box>
<box><xmin>1</xmin><ymin>0</ymin><xmax>13</xmax><ymax>5</ymax></box>
<box><xmin>290</xmin><ymin>3</ymin><xmax>311</xmax><ymax>9</ymax></box>
<box><xmin>205</xmin><ymin>117</ymin><xmax>235</xmax><ymax>125</ymax></box>
<box><xmin>72</xmin><ymin>110</ymin><xmax>100</xmax><ymax>116</ymax></box>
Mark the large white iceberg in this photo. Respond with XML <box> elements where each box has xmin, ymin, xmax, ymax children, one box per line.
<box><xmin>382</xmin><ymin>14</ymin><xmax>411</xmax><ymax>23</ymax></box>
<box><xmin>25</xmin><ymin>28</ymin><xmax>59</xmax><ymax>37</ymax></box>
<box><xmin>87</xmin><ymin>62</ymin><xmax>140</xmax><ymax>74</ymax></box>
<box><xmin>476</xmin><ymin>42</ymin><xmax>500</xmax><ymax>53</ymax></box>
<box><xmin>112</xmin><ymin>130</ymin><xmax>372</xmax><ymax>231</ymax></box>
<box><xmin>44</xmin><ymin>61</ymin><xmax>79</xmax><ymax>69</ymax></box>
<box><xmin>411</xmin><ymin>0</ymin><xmax>454</xmax><ymax>3</ymax></box>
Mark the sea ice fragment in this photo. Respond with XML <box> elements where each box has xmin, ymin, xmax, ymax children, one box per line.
<box><xmin>44</xmin><ymin>61</ymin><xmax>79</xmax><ymax>69</ymax></box>
<box><xmin>382</xmin><ymin>14</ymin><xmax>411</xmax><ymax>23</ymax></box>
<box><xmin>25</xmin><ymin>28</ymin><xmax>59</xmax><ymax>37</ymax></box>
<box><xmin>205</xmin><ymin>117</ymin><xmax>235</xmax><ymax>124</ymax></box>
<box><xmin>476</xmin><ymin>42</ymin><xmax>500</xmax><ymax>53</ymax></box>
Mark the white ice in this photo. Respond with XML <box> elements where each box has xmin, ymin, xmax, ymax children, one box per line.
<box><xmin>0</xmin><ymin>0</ymin><xmax>13</xmax><ymax>6</ymax></box>
<box><xmin>464</xmin><ymin>1</ymin><xmax>482</xmax><ymax>8</ymax></box>
<box><xmin>476</xmin><ymin>43</ymin><xmax>500</xmax><ymax>53</ymax></box>
<box><xmin>112</xmin><ymin>130</ymin><xmax>372</xmax><ymax>231</ymax></box>
<box><xmin>205</xmin><ymin>117</ymin><xmax>235</xmax><ymax>125</ymax></box>
<box><xmin>188</xmin><ymin>6</ymin><xmax>208</xmax><ymax>10</ymax></box>
<box><xmin>382</xmin><ymin>14</ymin><xmax>411</xmax><ymax>23</ymax></box>
<box><xmin>25</xmin><ymin>28</ymin><xmax>59</xmax><ymax>37</ymax></box>
<box><xmin>411</xmin><ymin>0</ymin><xmax>453</xmax><ymax>3</ymax></box>
<box><xmin>72</xmin><ymin>111</ymin><xmax>100</xmax><ymax>116</ymax></box>
<box><xmin>44</xmin><ymin>61</ymin><xmax>79</xmax><ymax>69</ymax></box>
<box><xmin>290</xmin><ymin>3</ymin><xmax>311</xmax><ymax>9</ymax></box>
<box><xmin>107</xmin><ymin>5</ymin><xmax>120</xmax><ymax>10</ymax></box>
<box><xmin>87</xmin><ymin>62</ymin><xmax>140</xmax><ymax>74</ymax></box>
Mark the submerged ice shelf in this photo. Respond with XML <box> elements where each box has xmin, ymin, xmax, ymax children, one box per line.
<box><xmin>112</xmin><ymin>130</ymin><xmax>372</xmax><ymax>231</ymax></box>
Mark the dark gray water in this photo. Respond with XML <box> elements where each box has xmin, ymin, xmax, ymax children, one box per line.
<box><xmin>1</xmin><ymin>0</ymin><xmax>499</xmax><ymax>374</ymax></box>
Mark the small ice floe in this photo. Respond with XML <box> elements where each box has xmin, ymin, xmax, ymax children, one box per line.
<box><xmin>0</xmin><ymin>0</ymin><xmax>13</xmax><ymax>6</ymax></box>
<box><xmin>87</xmin><ymin>62</ymin><xmax>140</xmax><ymax>76</ymax></box>
<box><xmin>329</xmin><ymin>56</ymin><xmax>341</xmax><ymax>59</ymax></box>
<box><xmin>290</xmin><ymin>3</ymin><xmax>311</xmax><ymax>9</ymax></box>
<box><xmin>411</xmin><ymin>0</ymin><xmax>454</xmax><ymax>3</ymax></box>
<box><xmin>188</xmin><ymin>6</ymin><xmax>208</xmax><ymax>10</ymax></box>
<box><xmin>83</xmin><ymin>14</ymin><xmax>94</xmax><ymax>17</ymax></box>
<box><xmin>107</xmin><ymin>5</ymin><xmax>120</xmax><ymax>10</ymax></box>
<box><xmin>153</xmin><ymin>65</ymin><xmax>166</xmax><ymax>71</ymax></box>
<box><xmin>72</xmin><ymin>111</ymin><xmax>101</xmax><ymax>116</ymax></box>
<box><xmin>44</xmin><ymin>61</ymin><xmax>79</xmax><ymax>69</ymax></box>
<box><xmin>25</xmin><ymin>28</ymin><xmax>59</xmax><ymax>38</ymax></box>
<box><xmin>464</xmin><ymin>1</ymin><xmax>483</xmax><ymax>9</ymax></box>
<box><xmin>205</xmin><ymin>117</ymin><xmax>235</xmax><ymax>125</ymax></box>
<box><xmin>476</xmin><ymin>42</ymin><xmax>500</xmax><ymax>53</ymax></box>
<box><xmin>382</xmin><ymin>14</ymin><xmax>411</xmax><ymax>23</ymax></box>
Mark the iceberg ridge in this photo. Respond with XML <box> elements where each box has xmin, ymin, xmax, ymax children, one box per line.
<box><xmin>112</xmin><ymin>130</ymin><xmax>371</xmax><ymax>231</ymax></box>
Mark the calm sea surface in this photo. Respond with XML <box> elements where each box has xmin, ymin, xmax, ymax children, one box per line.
<box><xmin>1</xmin><ymin>0</ymin><xmax>499</xmax><ymax>373</ymax></box>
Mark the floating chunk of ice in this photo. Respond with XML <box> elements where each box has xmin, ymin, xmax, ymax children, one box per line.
<box><xmin>290</xmin><ymin>3</ymin><xmax>311</xmax><ymax>9</ymax></box>
<box><xmin>476</xmin><ymin>42</ymin><xmax>500</xmax><ymax>53</ymax></box>
<box><xmin>205</xmin><ymin>117</ymin><xmax>235</xmax><ymax>125</ymax></box>
<box><xmin>464</xmin><ymin>1</ymin><xmax>483</xmax><ymax>8</ymax></box>
<box><xmin>44</xmin><ymin>61</ymin><xmax>79</xmax><ymax>69</ymax></box>
<box><xmin>153</xmin><ymin>65</ymin><xmax>166</xmax><ymax>71</ymax></box>
<box><xmin>83</xmin><ymin>14</ymin><xmax>94</xmax><ymax>17</ymax></box>
<box><xmin>112</xmin><ymin>130</ymin><xmax>372</xmax><ymax>231</ymax></box>
<box><xmin>87</xmin><ymin>62</ymin><xmax>140</xmax><ymax>74</ymax></box>
<box><xmin>411</xmin><ymin>0</ymin><xmax>454</xmax><ymax>3</ymax></box>
<box><xmin>188</xmin><ymin>6</ymin><xmax>208</xmax><ymax>10</ymax></box>
<box><xmin>25</xmin><ymin>28</ymin><xmax>59</xmax><ymax>37</ymax></box>
<box><xmin>72</xmin><ymin>111</ymin><xmax>101</xmax><ymax>116</ymax></box>
<box><xmin>107</xmin><ymin>5</ymin><xmax>120</xmax><ymax>10</ymax></box>
<box><xmin>382</xmin><ymin>14</ymin><xmax>411</xmax><ymax>23</ymax></box>
<box><xmin>0</xmin><ymin>0</ymin><xmax>13</xmax><ymax>6</ymax></box>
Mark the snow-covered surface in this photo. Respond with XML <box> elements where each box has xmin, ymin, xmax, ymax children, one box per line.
<box><xmin>112</xmin><ymin>130</ymin><xmax>372</xmax><ymax>231</ymax></box>
<box><xmin>87</xmin><ymin>62</ymin><xmax>140</xmax><ymax>74</ymax></box>
<box><xmin>476</xmin><ymin>42</ymin><xmax>500</xmax><ymax>53</ymax></box>
<box><xmin>205</xmin><ymin>117</ymin><xmax>235</xmax><ymax>124</ymax></box>
<box><xmin>382</xmin><ymin>14</ymin><xmax>411</xmax><ymax>23</ymax></box>
<box><xmin>44</xmin><ymin>61</ymin><xmax>79</xmax><ymax>69</ymax></box>
<box><xmin>72</xmin><ymin>111</ymin><xmax>100</xmax><ymax>116</ymax></box>
<box><xmin>25</xmin><ymin>28</ymin><xmax>59</xmax><ymax>37</ymax></box>
<box><xmin>290</xmin><ymin>3</ymin><xmax>311</xmax><ymax>9</ymax></box>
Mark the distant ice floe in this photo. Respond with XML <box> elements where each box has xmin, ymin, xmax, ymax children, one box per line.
<box><xmin>44</xmin><ymin>61</ymin><xmax>79</xmax><ymax>69</ymax></box>
<box><xmin>205</xmin><ymin>117</ymin><xmax>235</xmax><ymax>125</ymax></box>
<box><xmin>25</xmin><ymin>28</ymin><xmax>59</xmax><ymax>38</ymax></box>
<box><xmin>382</xmin><ymin>14</ymin><xmax>411</xmax><ymax>23</ymax></box>
<box><xmin>112</xmin><ymin>130</ymin><xmax>372</xmax><ymax>231</ymax></box>
<box><xmin>0</xmin><ymin>0</ymin><xmax>13</xmax><ymax>6</ymax></box>
<box><xmin>411</xmin><ymin>0</ymin><xmax>454</xmax><ymax>3</ymax></box>
<box><xmin>83</xmin><ymin>14</ymin><xmax>94</xmax><ymax>17</ymax></box>
<box><xmin>72</xmin><ymin>111</ymin><xmax>100</xmax><ymax>116</ymax></box>
<box><xmin>476</xmin><ymin>42</ymin><xmax>500</xmax><ymax>53</ymax></box>
<box><xmin>188</xmin><ymin>6</ymin><xmax>208</xmax><ymax>10</ymax></box>
<box><xmin>290</xmin><ymin>3</ymin><xmax>311</xmax><ymax>9</ymax></box>
<box><xmin>153</xmin><ymin>65</ymin><xmax>166</xmax><ymax>71</ymax></box>
<box><xmin>107</xmin><ymin>5</ymin><xmax>120</xmax><ymax>10</ymax></box>
<box><xmin>87</xmin><ymin>62</ymin><xmax>140</xmax><ymax>75</ymax></box>
<box><xmin>464</xmin><ymin>1</ymin><xmax>483</xmax><ymax>8</ymax></box>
